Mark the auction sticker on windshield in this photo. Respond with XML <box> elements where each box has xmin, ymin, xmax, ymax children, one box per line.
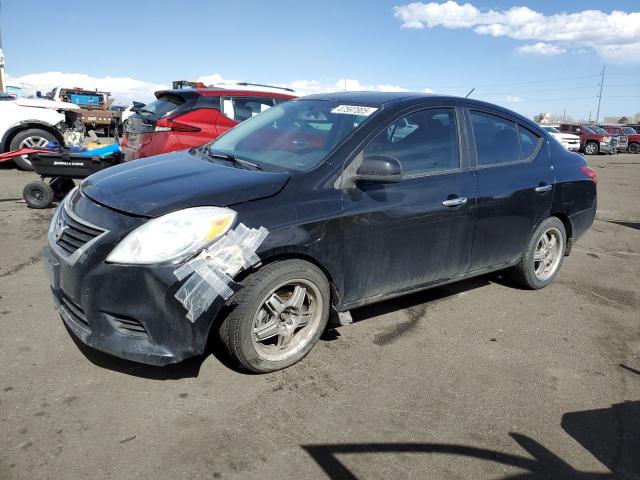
<box><xmin>331</xmin><ymin>105</ymin><xmax>378</xmax><ymax>116</ymax></box>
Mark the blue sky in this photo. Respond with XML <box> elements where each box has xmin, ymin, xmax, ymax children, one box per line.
<box><xmin>2</xmin><ymin>0</ymin><xmax>639</xmax><ymax>120</ymax></box>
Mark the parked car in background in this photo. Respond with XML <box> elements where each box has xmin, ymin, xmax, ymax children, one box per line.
<box><xmin>541</xmin><ymin>126</ymin><xmax>580</xmax><ymax>151</ymax></box>
<box><xmin>121</xmin><ymin>84</ymin><xmax>296</xmax><ymax>160</ymax></box>
<box><xmin>597</xmin><ymin>125</ymin><xmax>628</xmax><ymax>152</ymax></box>
<box><xmin>45</xmin><ymin>93</ymin><xmax>597</xmax><ymax>372</ymax></box>
<box><xmin>558</xmin><ymin>123</ymin><xmax>616</xmax><ymax>155</ymax></box>
<box><xmin>0</xmin><ymin>96</ymin><xmax>84</xmax><ymax>170</ymax></box>
<box><xmin>600</xmin><ymin>125</ymin><xmax>639</xmax><ymax>153</ymax></box>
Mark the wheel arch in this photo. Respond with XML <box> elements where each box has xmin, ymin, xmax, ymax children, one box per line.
<box><xmin>243</xmin><ymin>251</ymin><xmax>342</xmax><ymax>308</ymax></box>
<box><xmin>1</xmin><ymin>121</ymin><xmax>65</xmax><ymax>152</ymax></box>
<box><xmin>550</xmin><ymin>212</ymin><xmax>574</xmax><ymax>255</ymax></box>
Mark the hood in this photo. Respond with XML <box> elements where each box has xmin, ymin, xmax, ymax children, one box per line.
<box><xmin>560</xmin><ymin>133</ymin><xmax>580</xmax><ymax>140</ymax></box>
<box><xmin>81</xmin><ymin>151</ymin><xmax>290</xmax><ymax>217</ymax></box>
<box><xmin>14</xmin><ymin>98</ymin><xmax>80</xmax><ymax>111</ymax></box>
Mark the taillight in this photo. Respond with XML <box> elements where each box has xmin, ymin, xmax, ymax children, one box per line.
<box><xmin>580</xmin><ymin>165</ymin><xmax>597</xmax><ymax>183</ymax></box>
<box><xmin>155</xmin><ymin>115</ymin><xmax>201</xmax><ymax>133</ymax></box>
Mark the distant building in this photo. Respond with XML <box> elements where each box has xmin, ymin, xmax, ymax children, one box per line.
<box><xmin>602</xmin><ymin>116</ymin><xmax>625</xmax><ymax>124</ymax></box>
<box><xmin>534</xmin><ymin>112</ymin><xmax>552</xmax><ymax>124</ymax></box>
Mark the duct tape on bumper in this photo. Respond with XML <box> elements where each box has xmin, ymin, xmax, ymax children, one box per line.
<box><xmin>173</xmin><ymin>223</ymin><xmax>269</xmax><ymax>322</ymax></box>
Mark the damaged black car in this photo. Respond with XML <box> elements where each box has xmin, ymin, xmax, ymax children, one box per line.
<box><xmin>44</xmin><ymin>92</ymin><xmax>597</xmax><ymax>372</ymax></box>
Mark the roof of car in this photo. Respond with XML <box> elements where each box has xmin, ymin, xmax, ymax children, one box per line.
<box><xmin>155</xmin><ymin>88</ymin><xmax>296</xmax><ymax>98</ymax></box>
<box><xmin>300</xmin><ymin>91</ymin><xmax>445</xmax><ymax>105</ymax></box>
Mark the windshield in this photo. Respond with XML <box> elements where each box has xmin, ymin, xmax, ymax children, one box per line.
<box><xmin>206</xmin><ymin>100</ymin><xmax>377</xmax><ymax>172</ymax></box>
<box><xmin>623</xmin><ymin>127</ymin><xmax>637</xmax><ymax>134</ymax></box>
<box><xmin>543</xmin><ymin>126</ymin><xmax>559</xmax><ymax>133</ymax></box>
<box><xmin>592</xmin><ymin>126</ymin><xmax>608</xmax><ymax>135</ymax></box>
<box><xmin>582</xmin><ymin>126</ymin><xmax>595</xmax><ymax>134</ymax></box>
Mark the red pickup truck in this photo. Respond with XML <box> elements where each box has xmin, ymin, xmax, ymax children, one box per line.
<box><xmin>558</xmin><ymin>123</ymin><xmax>616</xmax><ymax>155</ymax></box>
<box><xmin>600</xmin><ymin>125</ymin><xmax>639</xmax><ymax>154</ymax></box>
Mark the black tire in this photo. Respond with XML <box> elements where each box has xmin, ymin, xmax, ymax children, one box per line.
<box><xmin>628</xmin><ymin>143</ymin><xmax>639</xmax><ymax>154</ymax></box>
<box><xmin>23</xmin><ymin>181</ymin><xmax>54</xmax><ymax>209</ymax></box>
<box><xmin>50</xmin><ymin>178</ymin><xmax>76</xmax><ymax>201</ymax></box>
<box><xmin>509</xmin><ymin>217</ymin><xmax>566</xmax><ymax>290</ymax></box>
<box><xmin>583</xmin><ymin>141</ymin><xmax>599</xmax><ymax>155</ymax></box>
<box><xmin>219</xmin><ymin>259</ymin><xmax>331</xmax><ymax>373</ymax></box>
<box><xmin>9</xmin><ymin>129</ymin><xmax>57</xmax><ymax>171</ymax></box>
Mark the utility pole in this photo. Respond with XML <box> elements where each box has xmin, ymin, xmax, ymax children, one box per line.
<box><xmin>0</xmin><ymin>0</ymin><xmax>5</xmax><ymax>93</ymax></box>
<box><xmin>595</xmin><ymin>65</ymin><xmax>606</xmax><ymax>125</ymax></box>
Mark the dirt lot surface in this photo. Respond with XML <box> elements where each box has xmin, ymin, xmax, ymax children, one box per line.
<box><xmin>1</xmin><ymin>154</ymin><xmax>639</xmax><ymax>479</ymax></box>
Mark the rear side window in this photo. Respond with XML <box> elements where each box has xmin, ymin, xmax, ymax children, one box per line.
<box><xmin>222</xmin><ymin>96</ymin><xmax>275</xmax><ymax>122</ymax></box>
<box><xmin>363</xmin><ymin>107</ymin><xmax>460</xmax><ymax>176</ymax></box>
<box><xmin>470</xmin><ymin>111</ymin><xmax>520</xmax><ymax>165</ymax></box>
<box><xmin>518</xmin><ymin>126</ymin><xmax>541</xmax><ymax>159</ymax></box>
<box><xmin>138</xmin><ymin>94</ymin><xmax>185</xmax><ymax>119</ymax></box>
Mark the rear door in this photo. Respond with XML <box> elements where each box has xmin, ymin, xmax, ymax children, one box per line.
<box><xmin>465</xmin><ymin>108</ymin><xmax>553</xmax><ymax>271</ymax></box>
<box><xmin>340</xmin><ymin>105</ymin><xmax>476</xmax><ymax>305</ymax></box>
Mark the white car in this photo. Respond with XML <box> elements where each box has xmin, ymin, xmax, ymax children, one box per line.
<box><xmin>0</xmin><ymin>95</ymin><xmax>84</xmax><ymax>170</ymax></box>
<box><xmin>541</xmin><ymin>126</ymin><xmax>581</xmax><ymax>152</ymax></box>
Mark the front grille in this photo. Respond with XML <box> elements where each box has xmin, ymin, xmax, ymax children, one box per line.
<box><xmin>60</xmin><ymin>294</ymin><xmax>89</xmax><ymax>328</ymax></box>
<box><xmin>105</xmin><ymin>313</ymin><xmax>149</xmax><ymax>338</ymax></box>
<box><xmin>55</xmin><ymin>206</ymin><xmax>104</xmax><ymax>256</ymax></box>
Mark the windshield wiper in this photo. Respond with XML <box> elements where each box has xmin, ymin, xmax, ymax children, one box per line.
<box><xmin>206</xmin><ymin>150</ymin><xmax>263</xmax><ymax>170</ymax></box>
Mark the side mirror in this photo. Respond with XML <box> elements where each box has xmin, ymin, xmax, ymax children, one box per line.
<box><xmin>355</xmin><ymin>155</ymin><xmax>402</xmax><ymax>184</ymax></box>
<box><xmin>131</xmin><ymin>101</ymin><xmax>145</xmax><ymax>112</ymax></box>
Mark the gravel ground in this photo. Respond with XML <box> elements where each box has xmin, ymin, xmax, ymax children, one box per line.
<box><xmin>0</xmin><ymin>153</ymin><xmax>638</xmax><ymax>480</ymax></box>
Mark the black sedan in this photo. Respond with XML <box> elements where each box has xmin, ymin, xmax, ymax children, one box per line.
<box><xmin>44</xmin><ymin>92</ymin><xmax>597</xmax><ymax>372</ymax></box>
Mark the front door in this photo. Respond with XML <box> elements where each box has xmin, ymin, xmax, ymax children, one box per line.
<box><xmin>340</xmin><ymin>106</ymin><xmax>476</xmax><ymax>305</ymax></box>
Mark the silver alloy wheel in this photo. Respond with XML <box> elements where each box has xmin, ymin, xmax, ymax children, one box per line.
<box><xmin>19</xmin><ymin>136</ymin><xmax>50</xmax><ymax>166</ymax></box>
<box><xmin>533</xmin><ymin>227</ymin><xmax>563</xmax><ymax>281</ymax></box>
<box><xmin>584</xmin><ymin>142</ymin><xmax>597</xmax><ymax>155</ymax></box>
<box><xmin>251</xmin><ymin>279</ymin><xmax>323</xmax><ymax>362</ymax></box>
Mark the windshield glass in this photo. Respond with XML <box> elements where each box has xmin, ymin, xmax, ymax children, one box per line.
<box><xmin>592</xmin><ymin>126</ymin><xmax>608</xmax><ymax>135</ymax></box>
<box><xmin>623</xmin><ymin>127</ymin><xmax>637</xmax><ymax>134</ymax></box>
<box><xmin>543</xmin><ymin>126</ymin><xmax>559</xmax><ymax>133</ymax></box>
<box><xmin>206</xmin><ymin>100</ymin><xmax>377</xmax><ymax>172</ymax></box>
<box><xmin>582</xmin><ymin>126</ymin><xmax>595</xmax><ymax>134</ymax></box>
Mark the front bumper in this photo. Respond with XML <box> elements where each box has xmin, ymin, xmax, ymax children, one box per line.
<box><xmin>44</xmin><ymin>193</ymin><xmax>224</xmax><ymax>366</ymax></box>
<box><xmin>599</xmin><ymin>142</ymin><xmax>615</xmax><ymax>154</ymax></box>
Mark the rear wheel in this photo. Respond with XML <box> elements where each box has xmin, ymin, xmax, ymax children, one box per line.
<box><xmin>219</xmin><ymin>259</ymin><xmax>330</xmax><ymax>373</ymax></box>
<box><xmin>628</xmin><ymin>142</ymin><xmax>639</xmax><ymax>154</ymax></box>
<box><xmin>23</xmin><ymin>181</ymin><xmax>54</xmax><ymax>209</ymax></box>
<box><xmin>584</xmin><ymin>141</ymin><xmax>599</xmax><ymax>155</ymax></box>
<box><xmin>509</xmin><ymin>217</ymin><xmax>566</xmax><ymax>289</ymax></box>
<box><xmin>9</xmin><ymin>129</ymin><xmax>57</xmax><ymax>171</ymax></box>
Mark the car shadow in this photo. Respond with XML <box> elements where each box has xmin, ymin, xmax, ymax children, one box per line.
<box><xmin>65</xmin><ymin>273</ymin><xmax>511</xmax><ymax>379</ymax></box>
<box><xmin>606</xmin><ymin>220</ymin><xmax>640</xmax><ymax>232</ymax></box>
<box><xmin>302</xmin><ymin>401</ymin><xmax>640</xmax><ymax>479</ymax></box>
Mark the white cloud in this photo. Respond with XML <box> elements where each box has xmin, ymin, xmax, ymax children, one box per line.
<box><xmin>394</xmin><ymin>2</ymin><xmax>640</xmax><ymax>62</ymax></box>
<box><xmin>6</xmin><ymin>71</ymin><xmax>435</xmax><ymax>103</ymax></box>
<box><xmin>197</xmin><ymin>73</ymin><xmax>434</xmax><ymax>96</ymax></box>
<box><xmin>5</xmin><ymin>72</ymin><xmax>167</xmax><ymax>103</ymax></box>
<box><xmin>504</xmin><ymin>95</ymin><xmax>523</xmax><ymax>103</ymax></box>
<box><xmin>516</xmin><ymin>42</ymin><xmax>566</xmax><ymax>56</ymax></box>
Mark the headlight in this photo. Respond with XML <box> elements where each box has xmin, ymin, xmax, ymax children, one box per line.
<box><xmin>106</xmin><ymin>207</ymin><xmax>236</xmax><ymax>265</ymax></box>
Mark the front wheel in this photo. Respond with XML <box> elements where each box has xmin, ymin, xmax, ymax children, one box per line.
<box><xmin>23</xmin><ymin>181</ymin><xmax>54</xmax><ymax>209</ymax></box>
<box><xmin>584</xmin><ymin>142</ymin><xmax>599</xmax><ymax>155</ymax></box>
<box><xmin>219</xmin><ymin>259</ymin><xmax>330</xmax><ymax>373</ymax></box>
<box><xmin>628</xmin><ymin>143</ymin><xmax>639</xmax><ymax>154</ymax></box>
<box><xmin>509</xmin><ymin>217</ymin><xmax>566</xmax><ymax>289</ymax></box>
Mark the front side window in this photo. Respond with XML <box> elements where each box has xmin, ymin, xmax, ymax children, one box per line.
<box><xmin>362</xmin><ymin>108</ymin><xmax>460</xmax><ymax>176</ymax></box>
<box><xmin>470</xmin><ymin>111</ymin><xmax>520</xmax><ymax>165</ymax></box>
<box><xmin>206</xmin><ymin>100</ymin><xmax>375</xmax><ymax>172</ymax></box>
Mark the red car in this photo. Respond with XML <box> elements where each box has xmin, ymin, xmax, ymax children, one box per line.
<box><xmin>600</xmin><ymin>125</ymin><xmax>640</xmax><ymax>154</ymax></box>
<box><xmin>122</xmin><ymin>85</ymin><xmax>296</xmax><ymax>160</ymax></box>
<box><xmin>558</xmin><ymin>123</ymin><xmax>615</xmax><ymax>155</ymax></box>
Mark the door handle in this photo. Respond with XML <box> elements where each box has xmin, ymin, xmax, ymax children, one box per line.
<box><xmin>442</xmin><ymin>197</ymin><xmax>468</xmax><ymax>207</ymax></box>
<box><xmin>535</xmin><ymin>184</ymin><xmax>553</xmax><ymax>193</ymax></box>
